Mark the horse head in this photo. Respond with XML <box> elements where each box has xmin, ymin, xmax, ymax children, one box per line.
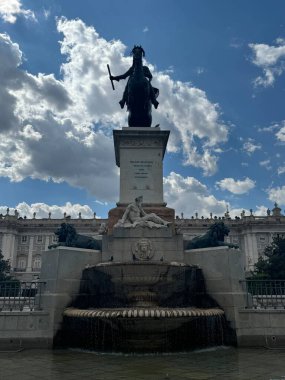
<box><xmin>131</xmin><ymin>45</ymin><xmax>145</xmax><ymax>62</ymax></box>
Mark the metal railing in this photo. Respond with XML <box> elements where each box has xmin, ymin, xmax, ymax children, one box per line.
<box><xmin>0</xmin><ymin>281</ymin><xmax>46</xmax><ymax>312</ymax></box>
<box><xmin>242</xmin><ymin>280</ymin><xmax>285</xmax><ymax>309</ymax></box>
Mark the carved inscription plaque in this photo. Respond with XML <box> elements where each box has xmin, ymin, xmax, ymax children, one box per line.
<box><xmin>130</xmin><ymin>160</ymin><xmax>154</xmax><ymax>180</ymax></box>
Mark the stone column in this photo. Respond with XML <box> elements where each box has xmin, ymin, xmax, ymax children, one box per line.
<box><xmin>244</xmin><ymin>232</ymin><xmax>258</xmax><ymax>271</ymax></box>
<box><xmin>27</xmin><ymin>236</ymin><xmax>34</xmax><ymax>272</ymax></box>
<box><xmin>1</xmin><ymin>232</ymin><xmax>17</xmax><ymax>269</ymax></box>
<box><xmin>44</xmin><ymin>235</ymin><xmax>50</xmax><ymax>251</ymax></box>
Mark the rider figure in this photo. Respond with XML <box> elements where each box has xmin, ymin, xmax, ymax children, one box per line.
<box><xmin>110</xmin><ymin>46</ymin><xmax>159</xmax><ymax>109</ymax></box>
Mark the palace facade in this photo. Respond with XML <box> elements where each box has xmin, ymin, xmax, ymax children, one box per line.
<box><xmin>0</xmin><ymin>204</ymin><xmax>284</xmax><ymax>281</ymax></box>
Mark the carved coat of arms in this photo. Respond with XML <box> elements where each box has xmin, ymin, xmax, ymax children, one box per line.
<box><xmin>132</xmin><ymin>238</ymin><xmax>155</xmax><ymax>260</ymax></box>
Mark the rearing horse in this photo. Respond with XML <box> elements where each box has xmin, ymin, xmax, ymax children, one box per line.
<box><xmin>110</xmin><ymin>46</ymin><xmax>159</xmax><ymax>127</ymax></box>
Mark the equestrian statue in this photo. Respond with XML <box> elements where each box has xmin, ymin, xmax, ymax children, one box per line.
<box><xmin>108</xmin><ymin>45</ymin><xmax>159</xmax><ymax>127</ymax></box>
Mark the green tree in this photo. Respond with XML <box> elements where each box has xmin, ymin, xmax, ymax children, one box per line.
<box><xmin>0</xmin><ymin>249</ymin><xmax>12</xmax><ymax>281</ymax></box>
<box><xmin>0</xmin><ymin>249</ymin><xmax>20</xmax><ymax>297</ymax></box>
<box><xmin>251</xmin><ymin>235</ymin><xmax>285</xmax><ymax>279</ymax></box>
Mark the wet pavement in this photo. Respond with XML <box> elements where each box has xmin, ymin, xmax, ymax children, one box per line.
<box><xmin>1</xmin><ymin>347</ymin><xmax>285</xmax><ymax>380</ymax></box>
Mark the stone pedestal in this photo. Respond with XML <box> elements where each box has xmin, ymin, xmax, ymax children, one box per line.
<box><xmin>113</xmin><ymin>127</ymin><xmax>169</xmax><ymax>205</ymax></box>
<box><xmin>184</xmin><ymin>246</ymin><xmax>247</xmax><ymax>335</ymax></box>
<box><xmin>40</xmin><ymin>247</ymin><xmax>102</xmax><ymax>343</ymax></box>
<box><xmin>102</xmin><ymin>226</ymin><xmax>184</xmax><ymax>263</ymax></box>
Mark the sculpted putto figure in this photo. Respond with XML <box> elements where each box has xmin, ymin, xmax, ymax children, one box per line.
<box><xmin>115</xmin><ymin>196</ymin><xmax>170</xmax><ymax>228</ymax></box>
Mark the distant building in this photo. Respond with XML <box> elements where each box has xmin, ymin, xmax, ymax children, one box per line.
<box><xmin>0</xmin><ymin>204</ymin><xmax>284</xmax><ymax>280</ymax></box>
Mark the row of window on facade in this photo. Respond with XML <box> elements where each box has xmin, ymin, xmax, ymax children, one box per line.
<box><xmin>20</xmin><ymin>235</ymin><xmax>57</xmax><ymax>243</ymax></box>
<box><xmin>17</xmin><ymin>256</ymin><xmax>41</xmax><ymax>271</ymax></box>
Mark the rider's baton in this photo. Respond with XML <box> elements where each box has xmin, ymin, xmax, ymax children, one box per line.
<box><xmin>107</xmin><ymin>64</ymin><xmax>115</xmax><ymax>90</ymax></box>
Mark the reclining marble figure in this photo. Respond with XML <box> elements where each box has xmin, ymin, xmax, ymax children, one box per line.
<box><xmin>115</xmin><ymin>196</ymin><xmax>170</xmax><ymax>228</ymax></box>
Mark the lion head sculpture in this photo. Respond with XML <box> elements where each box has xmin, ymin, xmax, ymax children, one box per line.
<box><xmin>55</xmin><ymin>223</ymin><xmax>77</xmax><ymax>246</ymax></box>
<box><xmin>208</xmin><ymin>222</ymin><xmax>230</xmax><ymax>242</ymax></box>
<box><xmin>185</xmin><ymin>221</ymin><xmax>236</xmax><ymax>250</ymax></box>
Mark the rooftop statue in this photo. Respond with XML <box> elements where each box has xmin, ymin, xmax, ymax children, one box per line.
<box><xmin>108</xmin><ymin>45</ymin><xmax>159</xmax><ymax>127</ymax></box>
<box><xmin>115</xmin><ymin>196</ymin><xmax>170</xmax><ymax>228</ymax></box>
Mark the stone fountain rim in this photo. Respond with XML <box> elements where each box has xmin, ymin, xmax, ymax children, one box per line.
<box><xmin>64</xmin><ymin>307</ymin><xmax>224</xmax><ymax>319</ymax></box>
<box><xmin>94</xmin><ymin>261</ymin><xmax>196</xmax><ymax>267</ymax></box>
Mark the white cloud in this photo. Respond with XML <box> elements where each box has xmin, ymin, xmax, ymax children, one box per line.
<box><xmin>0</xmin><ymin>0</ymin><xmax>36</xmax><ymax>23</ymax></box>
<box><xmin>268</xmin><ymin>186</ymin><xmax>285</xmax><ymax>206</ymax></box>
<box><xmin>195</xmin><ymin>67</ymin><xmax>205</xmax><ymax>75</ymax></box>
<box><xmin>259</xmin><ymin>159</ymin><xmax>271</xmax><ymax>170</ymax></box>
<box><xmin>249</xmin><ymin>39</ymin><xmax>285</xmax><ymax>87</ymax></box>
<box><xmin>278</xmin><ymin>166</ymin><xmax>285</xmax><ymax>175</ymax></box>
<box><xmin>242</xmin><ymin>138</ymin><xmax>262</xmax><ymax>154</ymax></box>
<box><xmin>163</xmin><ymin>172</ymin><xmax>266</xmax><ymax>219</ymax></box>
<box><xmin>164</xmin><ymin>171</ymin><xmax>227</xmax><ymax>217</ymax></box>
<box><xmin>95</xmin><ymin>200</ymin><xmax>108</xmax><ymax>206</ymax></box>
<box><xmin>0</xmin><ymin>202</ymin><xmax>96</xmax><ymax>219</ymax></box>
<box><xmin>276</xmin><ymin>126</ymin><xmax>285</xmax><ymax>142</ymax></box>
<box><xmin>143</xmin><ymin>26</ymin><xmax>149</xmax><ymax>33</ymax></box>
<box><xmin>259</xmin><ymin>121</ymin><xmax>285</xmax><ymax>143</ymax></box>
<box><xmin>43</xmin><ymin>8</ymin><xmax>51</xmax><ymax>20</ymax></box>
<box><xmin>230</xmin><ymin>43</ymin><xmax>242</xmax><ymax>49</ymax></box>
<box><xmin>0</xmin><ymin>199</ymin><xmax>268</xmax><ymax>220</ymax></box>
<box><xmin>258</xmin><ymin>123</ymin><xmax>280</xmax><ymax>133</ymax></box>
<box><xmin>216</xmin><ymin>177</ymin><xmax>255</xmax><ymax>195</ymax></box>
<box><xmin>0</xmin><ymin>18</ymin><xmax>229</xmax><ymax>204</ymax></box>
<box><xmin>230</xmin><ymin>37</ymin><xmax>243</xmax><ymax>49</ymax></box>
<box><xmin>19</xmin><ymin>124</ymin><xmax>42</xmax><ymax>141</ymax></box>
<box><xmin>255</xmin><ymin>205</ymin><xmax>269</xmax><ymax>216</ymax></box>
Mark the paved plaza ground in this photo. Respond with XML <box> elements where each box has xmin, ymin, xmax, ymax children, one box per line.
<box><xmin>1</xmin><ymin>347</ymin><xmax>285</xmax><ymax>380</ymax></box>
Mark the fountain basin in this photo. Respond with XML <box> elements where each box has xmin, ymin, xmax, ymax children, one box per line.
<box><xmin>62</xmin><ymin>306</ymin><xmax>227</xmax><ymax>352</ymax></box>
<box><xmin>59</xmin><ymin>261</ymin><xmax>232</xmax><ymax>352</ymax></box>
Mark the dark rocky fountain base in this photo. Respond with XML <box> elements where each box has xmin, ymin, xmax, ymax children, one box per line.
<box><xmin>59</xmin><ymin>262</ymin><xmax>235</xmax><ymax>352</ymax></box>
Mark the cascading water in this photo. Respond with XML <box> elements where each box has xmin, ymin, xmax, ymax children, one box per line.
<box><xmin>59</xmin><ymin>262</ymin><xmax>234</xmax><ymax>352</ymax></box>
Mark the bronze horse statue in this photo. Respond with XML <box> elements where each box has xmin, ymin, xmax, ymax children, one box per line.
<box><xmin>110</xmin><ymin>45</ymin><xmax>159</xmax><ymax>127</ymax></box>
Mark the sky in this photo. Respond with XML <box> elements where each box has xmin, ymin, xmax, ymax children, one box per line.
<box><xmin>0</xmin><ymin>0</ymin><xmax>285</xmax><ymax>219</ymax></box>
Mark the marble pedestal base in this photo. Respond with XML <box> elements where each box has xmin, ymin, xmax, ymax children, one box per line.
<box><xmin>102</xmin><ymin>225</ymin><xmax>183</xmax><ymax>263</ymax></box>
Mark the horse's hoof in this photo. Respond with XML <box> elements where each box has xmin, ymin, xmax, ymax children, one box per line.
<box><xmin>119</xmin><ymin>100</ymin><xmax>125</xmax><ymax>109</ymax></box>
<box><xmin>153</xmin><ymin>100</ymin><xmax>159</xmax><ymax>109</ymax></box>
